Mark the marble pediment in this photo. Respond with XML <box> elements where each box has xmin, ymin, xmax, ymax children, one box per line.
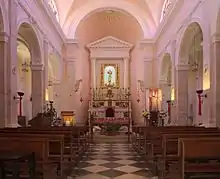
<box><xmin>86</xmin><ymin>36</ymin><xmax>133</xmax><ymax>49</ymax></box>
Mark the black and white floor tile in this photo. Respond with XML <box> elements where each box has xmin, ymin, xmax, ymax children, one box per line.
<box><xmin>67</xmin><ymin>143</ymin><xmax>156</xmax><ymax>179</ymax></box>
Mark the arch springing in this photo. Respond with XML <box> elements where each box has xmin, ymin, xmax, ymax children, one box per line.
<box><xmin>48</xmin><ymin>0</ymin><xmax>59</xmax><ymax>22</ymax></box>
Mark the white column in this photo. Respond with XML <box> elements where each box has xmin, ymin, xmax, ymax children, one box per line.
<box><xmin>124</xmin><ymin>57</ymin><xmax>129</xmax><ymax>88</ymax></box>
<box><xmin>31</xmin><ymin>64</ymin><xmax>44</xmax><ymax>117</ymax></box>
<box><xmin>176</xmin><ymin>64</ymin><xmax>189</xmax><ymax>125</ymax></box>
<box><xmin>7</xmin><ymin>0</ymin><xmax>18</xmax><ymax>127</ymax></box>
<box><xmin>91</xmin><ymin>58</ymin><xmax>96</xmax><ymax>88</ymax></box>
<box><xmin>144</xmin><ymin>59</ymin><xmax>153</xmax><ymax>88</ymax></box>
<box><xmin>160</xmin><ymin>80</ymin><xmax>171</xmax><ymax>111</ymax></box>
<box><xmin>0</xmin><ymin>32</ymin><xmax>8</xmax><ymax>127</ymax></box>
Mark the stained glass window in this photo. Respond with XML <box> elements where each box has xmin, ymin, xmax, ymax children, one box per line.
<box><xmin>160</xmin><ymin>0</ymin><xmax>172</xmax><ymax>22</ymax></box>
<box><xmin>104</xmin><ymin>65</ymin><xmax>116</xmax><ymax>87</ymax></box>
<box><xmin>48</xmin><ymin>0</ymin><xmax>59</xmax><ymax>22</ymax></box>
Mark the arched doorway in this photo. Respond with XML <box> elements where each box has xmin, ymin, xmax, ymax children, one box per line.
<box><xmin>160</xmin><ymin>53</ymin><xmax>172</xmax><ymax>123</ymax></box>
<box><xmin>17</xmin><ymin>38</ymin><xmax>32</xmax><ymax>121</ymax></box>
<box><xmin>177</xmin><ymin>22</ymin><xmax>203</xmax><ymax>125</ymax></box>
<box><xmin>17</xmin><ymin>22</ymin><xmax>43</xmax><ymax>122</ymax></box>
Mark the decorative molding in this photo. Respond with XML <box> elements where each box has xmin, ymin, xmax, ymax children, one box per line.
<box><xmin>86</xmin><ymin>36</ymin><xmax>133</xmax><ymax>49</ymax></box>
<box><xmin>176</xmin><ymin>64</ymin><xmax>189</xmax><ymax>71</ymax></box>
<box><xmin>31</xmin><ymin>63</ymin><xmax>44</xmax><ymax>71</ymax></box>
<box><xmin>212</xmin><ymin>33</ymin><xmax>220</xmax><ymax>43</ymax></box>
<box><xmin>0</xmin><ymin>32</ymin><xmax>9</xmax><ymax>43</ymax></box>
<box><xmin>86</xmin><ymin>36</ymin><xmax>133</xmax><ymax>58</ymax></box>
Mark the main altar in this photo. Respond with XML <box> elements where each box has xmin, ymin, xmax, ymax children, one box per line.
<box><xmin>89</xmin><ymin>87</ymin><xmax>131</xmax><ymax>124</ymax></box>
<box><xmin>86</xmin><ymin>36</ymin><xmax>133</xmax><ymax>139</ymax></box>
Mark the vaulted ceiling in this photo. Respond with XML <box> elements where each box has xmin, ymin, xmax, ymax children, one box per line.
<box><xmin>55</xmin><ymin>0</ymin><xmax>166</xmax><ymax>25</ymax></box>
<box><xmin>53</xmin><ymin>0</ymin><xmax>172</xmax><ymax>38</ymax></box>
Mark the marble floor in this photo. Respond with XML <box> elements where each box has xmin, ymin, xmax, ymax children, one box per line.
<box><xmin>67</xmin><ymin>143</ymin><xmax>155</xmax><ymax>179</ymax></box>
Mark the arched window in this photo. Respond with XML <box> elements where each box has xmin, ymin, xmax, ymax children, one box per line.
<box><xmin>160</xmin><ymin>0</ymin><xmax>172</xmax><ymax>22</ymax></box>
<box><xmin>48</xmin><ymin>0</ymin><xmax>59</xmax><ymax>22</ymax></box>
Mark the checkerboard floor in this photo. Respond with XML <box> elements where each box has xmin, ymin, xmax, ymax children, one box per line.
<box><xmin>67</xmin><ymin>143</ymin><xmax>156</xmax><ymax>179</ymax></box>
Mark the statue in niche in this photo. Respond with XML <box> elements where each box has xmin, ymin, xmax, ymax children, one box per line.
<box><xmin>104</xmin><ymin>65</ymin><xmax>116</xmax><ymax>87</ymax></box>
<box><xmin>107</xmin><ymin>70</ymin><xmax>112</xmax><ymax>84</ymax></box>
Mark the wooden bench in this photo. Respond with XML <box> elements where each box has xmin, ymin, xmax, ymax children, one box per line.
<box><xmin>0</xmin><ymin>126</ymin><xmax>90</xmax><ymax>165</ymax></box>
<box><xmin>132</xmin><ymin>126</ymin><xmax>220</xmax><ymax>177</ymax></box>
<box><xmin>177</xmin><ymin>137</ymin><xmax>220</xmax><ymax>179</ymax></box>
<box><xmin>0</xmin><ymin>135</ymin><xmax>49</xmax><ymax>178</ymax></box>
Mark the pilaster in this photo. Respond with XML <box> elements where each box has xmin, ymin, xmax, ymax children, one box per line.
<box><xmin>91</xmin><ymin>58</ymin><xmax>96</xmax><ymax>88</ymax></box>
<box><xmin>176</xmin><ymin>64</ymin><xmax>189</xmax><ymax>125</ymax></box>
<box><xmin>31</xmin><ymin>64</ymin><xmax>44</xmax><ymax>116</ymax></box>
<box><xmin>123</xmin><ymin>57</ymin><xmax>129</xmax><ymax>88</ymax></box>
<box><xmin>7</xmin><ymin>0</ymin><xmax>18</xmax><ymax>127</ymax></box>
<box><xmin>0</xmin><ymin>32</ymin><xmax>8</xmax><ymax>127</ymax></box>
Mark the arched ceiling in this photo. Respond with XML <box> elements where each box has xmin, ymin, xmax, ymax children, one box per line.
<box><xmin>53</xmin><ymin>0</ymin><xmax>173</xmax><ymax>38</ymax></box>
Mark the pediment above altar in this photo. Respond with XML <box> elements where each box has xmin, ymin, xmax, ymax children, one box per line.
<box><xmin>87</xmin><ymin>36</ymin><xmax>133</xmax><ymax>49</ymax></box>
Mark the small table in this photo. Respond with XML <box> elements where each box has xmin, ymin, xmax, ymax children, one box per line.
<box><xmin>0</xmin><ymin>152</ymin><xmax>35</xmax><ymax>179</ymax></box>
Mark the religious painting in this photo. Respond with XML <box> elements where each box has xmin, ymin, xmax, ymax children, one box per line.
<box><xmin>100</xmin><ymin>64</ymin><xmax>119</xmax><ymax>88</ymax></box>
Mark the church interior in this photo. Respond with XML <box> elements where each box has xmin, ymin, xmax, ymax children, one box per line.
<box><xmin>1</xmin><ymin>0</ymin><xmax>220</xmax><ymax>178</ymax></box>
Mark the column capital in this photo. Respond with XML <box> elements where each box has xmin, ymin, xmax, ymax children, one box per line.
<box><xmin>66</xmin><ymin>58</ymin><xmax>76</xmax><ymax>63</ymax></box>
<box><xmin>176</xmin><ymin>64</ymin><xmax>189</xmax><ymax>71</ymax></box>
<box><xmin>144</xmin><ymin>58</ymin><xmax>153</xmax><ymax>62</ymax></box>
<box><xmin>31</xmin><ymin>63</ymin><xmax>44</xmax><ymax>71</ymax></box>
<box><xmin>212</xmin><ymin>33</ymin><xmax>220</xmax><ymax>44</ymax></box>
<box><xmin>159</xmin><ymin>79</ymin><xmax>170</xmax><ymax>85</ymax></box>
<box><xmin>90</xmin><ymin>58</ymin><xmax>96</xmax><ymax>61</ymax></box>
<box><xmin>0</xmin><ymin>32</ymin><xmax>9</xmax><ymax>43</ymax></box>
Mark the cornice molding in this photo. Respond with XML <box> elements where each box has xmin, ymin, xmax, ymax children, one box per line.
<box><xmin>31</xmin><ymin>63</ymin><xmax>44</xmax><ymax>71</ymax></box>
<box><xmin>176</xmin><ymin>64</ymin><xmax>189</xmax><ymax>71</ymax></box>
<box><xmin>0</xmin><ymin>32</ymin><xmax>9</xmax><ymax>43</ymax></box>
<box><xmin>212</xmin><ymin>33</ymin><xmax>220</xmax><ymax>43</ymax></box>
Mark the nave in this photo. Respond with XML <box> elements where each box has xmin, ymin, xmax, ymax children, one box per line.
<box><xmin>68</xmin><ymin>142</ymin><xmax>153</xmax><ymax>179</ymax></box>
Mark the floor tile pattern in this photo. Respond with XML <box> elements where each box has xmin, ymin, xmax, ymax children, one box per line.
<box><xmin>68</xmin><ymin>143</ymin><xmax>154</xmax><ymax>179</ymax></box>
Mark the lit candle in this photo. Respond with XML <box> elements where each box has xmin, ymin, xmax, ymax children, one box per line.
<box><xmin>65</xmin><ymin>120</ymin><xmax>70</xmax><ymax>126</ymax></box>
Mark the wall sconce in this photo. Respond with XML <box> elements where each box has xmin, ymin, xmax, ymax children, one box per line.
<box><xmin>80</xmin><ymin>97</ymin><xmax>83</xmax><ymax>103</ymax></box>
<box><xmin>21</xmin><ymin>61</ymin><xmax>30</xmax><ymax>72</ymax></box>
<box><xmin>14</xmin><ymin>92</ymin><xmax>24</xmax><ymax>116</ymax></box>
<box><xmin>196</xmin><ymin>89</ymin><xmax>207</xmax><ymax>116</ymax></box>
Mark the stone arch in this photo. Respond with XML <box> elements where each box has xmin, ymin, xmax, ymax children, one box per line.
<box><xmin>0</xmin><ymin>4</ymin><xmax>9</xmax><ymax>33</ymax></box>
<box><xmin>178</xmin><ymin>22</ymin><xmax>203</xmax><ymax>65</ymax></box>
<box><xmin>214</xmin><ymin>7</ymin><xmax>220</xmax><ymax>34</ymax></box>
<box><xmin>17</xmin><ymin>22</ymin><xmax>44</xmax><ymax>118</ymax></box>
<box><xmin>64</xmin><ymin>0</ymin><xmax>154</xmax><ymax>38</ymax></box>
<box><xmin>17</xmin><ymin>21</ymin><xmax>42</xmax><ymax>64</ymax></box>
<box><xmin>176</xmin><ymin>19</ymin><xmax>205</xmax><ymax>65</ymax></box>
<box><xmin>160</xmin><ymin>53</ymin><xmax>172</xmax><ymax>83</ymax></box>
<box><xmin>176</xmin><ymin>22</ymin><xmax>204</xmax><ymax>125</ymax></box>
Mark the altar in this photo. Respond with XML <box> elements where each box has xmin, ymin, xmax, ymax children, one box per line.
<box><xmin>89</xmin><ymin>88</ymin><xmax>131</xmax><ymax>126</ymax></box>
<box><xmin>86</xmin><ymin>36</ymin><xmax>133</xmax><ymax>139</ymax></box>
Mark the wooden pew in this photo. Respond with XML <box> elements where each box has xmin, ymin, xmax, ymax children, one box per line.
<box><xmin>0</xmin><ymin>126</ymin><xmax>90</xmax><ymax>165</ymax></box>
<box><xmin>132</xmin><ymin>126</ymin><xmax>220</xmax><ymax>177</ymax></box>
<box><xmin>177</xmin><ymin>137</ymin><xmax>220</xmax><ymax>179</ymax></box>
<box><xmin>161</xmin><ymin>133</ymin><xmax>220</xmax><ymax>178</ymax></box>
<box><xmin>0</xmin><ymin>135</ymin><xmax>52</xmax><ymax>178</ymax></box>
